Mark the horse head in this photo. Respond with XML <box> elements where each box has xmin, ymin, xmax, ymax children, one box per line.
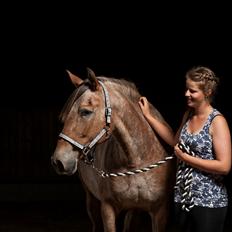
<box><xmin>51</xmin><ymin>68</ymin><xmax>113</xmax><ymax>175</ymax></box>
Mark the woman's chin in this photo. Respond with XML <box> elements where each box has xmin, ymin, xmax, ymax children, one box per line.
<box><xmin>187</xmin><ymin>101</ymin><xmax>193</xmax><ymax>107</ymax></box>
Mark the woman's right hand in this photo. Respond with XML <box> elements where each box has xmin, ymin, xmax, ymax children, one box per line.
<box><xmin>138</xmin><ymin>97</ymin><xmax>150</xmax><ymax>116</ymax></box>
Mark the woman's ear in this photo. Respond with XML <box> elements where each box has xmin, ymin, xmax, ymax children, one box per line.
<box><xmin>206</xmin><ymin>89</ymin><xmax>212</xmax><ymax>98</ymax></box>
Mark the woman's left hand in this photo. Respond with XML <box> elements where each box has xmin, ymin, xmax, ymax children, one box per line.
<box><xmin>174</xmin><ymin>143</ymin><xmax>187</xmax><ymax>161</ymax></box>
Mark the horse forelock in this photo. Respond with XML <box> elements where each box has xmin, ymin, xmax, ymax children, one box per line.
<box><xmin>59</xmin><ymin>83</ymin><xmax>89</xmax><ymax>123</ymax></box>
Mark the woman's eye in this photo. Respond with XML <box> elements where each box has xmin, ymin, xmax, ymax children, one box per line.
<box><xmin>186</xmin><ymin>88</ymin><xmax>196</xmax><ymax>94</ymax></box>
<box><xmin>79</xmin><ymin>109</ymin><xmax>93</xmax><ymax>117</ymax></box>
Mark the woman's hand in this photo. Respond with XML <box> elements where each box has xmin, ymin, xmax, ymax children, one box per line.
<box><xmin>174</xmin><ymin>143</ymin><xmax>187</xmax><ymax>161</ymax></box>
<box><xmin>138</xmin><ymin>97</ymin><xmax>150</xmax><ymax>116</ymax></box>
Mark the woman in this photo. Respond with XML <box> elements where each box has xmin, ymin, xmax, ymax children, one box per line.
<box><xmin>139</xmin><ymin>66</ymin><xmax>231</xmax><ymax>232</ymax></box>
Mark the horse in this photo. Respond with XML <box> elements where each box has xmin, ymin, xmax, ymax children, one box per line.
<box><xmin>51</xmin><ymin>68</ymin><xmax>175</xmax><ymax>232</ymax></box>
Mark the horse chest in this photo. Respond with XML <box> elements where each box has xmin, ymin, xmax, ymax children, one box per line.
<box><xmin>111</xmin><ymin>175</ymin><xmax>162</xmax><ymax>204</ymax></box>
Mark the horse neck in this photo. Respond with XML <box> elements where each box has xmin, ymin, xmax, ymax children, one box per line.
<box><xmin>114</xmin><ymin>113</ymin><xmax>165</xmax><ymax>165</ymax></box>
<box><xmin>95</xmin><ymin>81</ymin><xmax>167</xmax><ymax>170</ymax></box>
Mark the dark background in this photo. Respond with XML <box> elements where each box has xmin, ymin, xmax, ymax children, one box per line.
<box><xmin>0</xmin><ymin>2</ymin><xmax>231</xmax><ymax>231</ymax></box>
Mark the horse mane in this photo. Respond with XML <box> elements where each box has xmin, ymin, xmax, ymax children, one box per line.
<box><xmin>59</xmin><ymin>75</ymin><xmax>166</xmax><ymax>124</ymax></box>
<box><xmin>98</xmin><ymin>76</ymin><xmax>141</xmax><ymax>102</ymax></box>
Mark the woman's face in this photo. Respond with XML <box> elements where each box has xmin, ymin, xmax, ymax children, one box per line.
<box><xmin>185</xmin><ymin>78</ymin><xmax>206</xmax><ymax>108</ymax></box>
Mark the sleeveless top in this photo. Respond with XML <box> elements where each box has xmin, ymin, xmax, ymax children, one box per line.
<box><xmin>174</xmin><ymin>108</ymin><xmax>228</xmax><ymax>208</ymax></box>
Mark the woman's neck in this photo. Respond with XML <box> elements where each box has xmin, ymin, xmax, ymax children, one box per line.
<box><xmin>193</xmin><ymin>102</ymin><xmax>213</xmax><ymax>117</ymax></box>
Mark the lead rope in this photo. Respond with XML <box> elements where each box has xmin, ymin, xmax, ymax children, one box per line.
<box><xmin>91</xmin><ymin>155</ymin><xmax>174</xmax><ymax>178</ymax></box>
<box><xmin>174</xmin><ymin>141</ymin><xmax>196</xmax><ymax>212</ymax></box>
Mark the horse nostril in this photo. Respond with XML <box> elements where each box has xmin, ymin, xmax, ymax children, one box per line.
<box><xmin>51</xmin><ymin>157</ymin><xmax>65</xmax><ymax>173</ymax></box>
<box><xmin>55</xmin><ymin>160</ymin><xmax>65</xmax><ymax>173</ymax></box>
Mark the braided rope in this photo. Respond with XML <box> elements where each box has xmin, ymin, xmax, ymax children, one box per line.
<box><xmin>91</xmin><ymin>156</ymin><xmax>174</xmax><ymax>178</ymax></box>
<box><xmin>174</xmin><ymin>141</ymin><xmax>196</xmax><ymax>212</ymax></box>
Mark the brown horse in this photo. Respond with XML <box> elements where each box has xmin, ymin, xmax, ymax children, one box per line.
<box><xmin>51</xmin><ymin>68</ymin><xmax>175</xmax><ymax>232</ymax></box>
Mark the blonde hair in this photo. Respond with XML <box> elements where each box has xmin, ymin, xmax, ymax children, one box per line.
<box><xmin>185</xmin><ymin>66</ymin><xmax>219</xmax><ymax>102</ymax></box>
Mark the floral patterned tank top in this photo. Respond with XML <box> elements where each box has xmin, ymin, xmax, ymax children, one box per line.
<box><xmin>174</xmin><ymin>108</ymin><xmax>228</xmax><ymax>208</ymax></box>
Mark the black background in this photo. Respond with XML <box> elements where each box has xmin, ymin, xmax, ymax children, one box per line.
<box><xmin>0</xmin><ymin>2</ymin><xmax>231</xmax><ymax>231</ymax></box>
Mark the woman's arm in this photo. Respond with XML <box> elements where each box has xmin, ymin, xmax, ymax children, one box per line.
<box><xmin>174</xmin><ymin>115</ymin><xmax>231</xmax><ymax>175</ymax></box>
<box><xmin>139</xmin><ymin>97</ymin><xmax>186</xmax><ymax>146</ymax></box>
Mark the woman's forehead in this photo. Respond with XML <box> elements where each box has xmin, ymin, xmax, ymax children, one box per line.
<box><xmin>186</xmin><ymin>79</ymin><xmax>200</xmax><ymax>88</ymax></box>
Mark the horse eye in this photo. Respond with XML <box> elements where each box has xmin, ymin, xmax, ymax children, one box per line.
<box><xmin>79</xmin><ymin>108</ymin><xmax>93</xmax><ymax>117</ymax></box>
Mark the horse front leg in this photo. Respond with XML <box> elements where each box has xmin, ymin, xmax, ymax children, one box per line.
<box><xmin>101</xmin><ymin>202</ymin><xmax>117</xmax><ymax>232</ymax></box>
<box><xmin>150</xmin><ymin>201</ymin><xmax>169</xmax><ymax>232</ymax></box>
<box><xmin>123</xmin><ymin>210</ymin><xmax>152</xmax><ymax>232</ymax></box>
<box><xmin>85</xmin><ymin>190</ymin><xmax>104</xmax><ymax>232</ymax></box>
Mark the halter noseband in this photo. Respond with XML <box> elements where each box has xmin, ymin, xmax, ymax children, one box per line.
<box><xmin>59</xmin><ymin>80</ymin><xmax>112</xmax><ymax>158</ymax></box>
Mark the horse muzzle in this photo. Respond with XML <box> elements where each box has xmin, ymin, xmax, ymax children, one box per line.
<box><xmin>51</xmin><ymin>151</ymin><xmax>79</xmax><ymax>175</ymax></box>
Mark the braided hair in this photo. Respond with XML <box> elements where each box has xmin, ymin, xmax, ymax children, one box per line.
<box><xmin>185</xmin><ymin>66</ymin><xmax>219</xmax><ymax>103</ymax></box>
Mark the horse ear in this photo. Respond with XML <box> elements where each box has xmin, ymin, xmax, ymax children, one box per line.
<box><xmin>66</xmin><ymin>70</ymin><xmax>84</xmax><ymax>87</ymax></box>
<box><xmin>86</xmin><ymin>67</ymin><xmax>99</xmax><ymax>91</ymax></box>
